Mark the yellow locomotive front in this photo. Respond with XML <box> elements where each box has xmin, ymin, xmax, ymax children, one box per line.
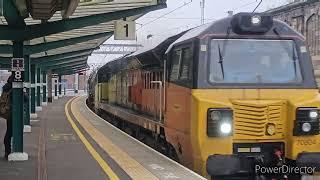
<box><xmin>188</xmin><ymin>13</ymin><xmax>320</xmax><ymax>178</ymax></box>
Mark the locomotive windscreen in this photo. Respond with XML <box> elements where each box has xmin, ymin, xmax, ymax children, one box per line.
<box><xmin>208</xmin><ymin>39</ymin><xmax>303</xmax><ymax>84</ymax></box>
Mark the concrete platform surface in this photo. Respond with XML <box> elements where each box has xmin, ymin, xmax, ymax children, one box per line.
<box><xmin>71</xmin><ymin>96</ymin><xmax>205</xmax><ymax>180</ymax></box>
<box><xmin>0</xmin><ymin>96</ymin><xmax>205</xmax><ymax>180</ymax></box>
<box><xmin>0</xmin><ymin>117</ymin><xmax>38</xmax><ymax>180</ymax></box>
<box><xmin>0</xmin><ymin>97</ymin><xmax>128</xmax><ymax>180</ymax></box>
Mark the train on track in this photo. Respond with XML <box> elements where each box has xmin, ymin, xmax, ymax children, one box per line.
<box><xmin>87</xmin><ymin>12</ymin><xmax>320</xmax><ymax>179</ymax></box>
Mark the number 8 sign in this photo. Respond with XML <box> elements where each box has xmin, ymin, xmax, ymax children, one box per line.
<box><xmin>13</xmin><ymin>70</ymin><xmax>24</xmax><ymax>82</ymax></box>
<box><xmin>15</xmin><ymin>71</ymin><xmax>22</xmax><ymax>79</ymax></box>
<box><xmin>11</xmin><ymin>58</ymin><xmax>25</xmax><ymax>82</ymax></box>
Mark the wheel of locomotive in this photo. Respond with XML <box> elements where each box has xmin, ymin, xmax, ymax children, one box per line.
<box><xmin>166</xmin><ymin>144</ymin><xmax>179</xmax><ymax>162</ymax></box>
<box><xmin>133</xmin><ymin>126</ymin><xmax>140</xmax><ymax>139</ymax></box>
<box><xmin>155</xmin><ymin>135</ymin><xmax>166</xmax><ymax>154</ymax></box>
<box><xmin>124</xmin><ymin>126</ymin><xmax>133</xmax><ymax>136</ymax></box>
<box><xmin>95</xmin><ymin>109</ymin><xmax>101</xmax><ymax>116</ymax></box>
<box><xmin>212</xmin><ymin>175</ymin><xmax>266</xmax><ymax>180</ymax></box>
<box><xmin>288</xmin><ymin>174</ymin><xmax>301</xmax><ymax>180</ymax></box>
<box><xmin>137</xmin><ymin>130</ymin><xmax>146</xmax><ymax>142</ymax></box>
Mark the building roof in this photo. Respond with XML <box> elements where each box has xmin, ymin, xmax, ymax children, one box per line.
<box><xmin>266</xmin><ymin>0</ymin><xmax>318</xmax><ymax>15</ymax></box>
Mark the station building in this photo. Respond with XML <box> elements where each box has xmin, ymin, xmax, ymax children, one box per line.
<box><xmin>268</xmin><ymin>0</ymin><xmax>320</xmax><ymax>84</ymax></box>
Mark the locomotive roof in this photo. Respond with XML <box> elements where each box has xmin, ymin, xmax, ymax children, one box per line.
<box><xmin>127</xmin><ymin>37</ymin><xmax>171</xmax><ymax>58</ymax></box>
<box><xmin>166</xmin><ymin>15</ymin><xmax>304</xmax><ymax>53</ymax></box>
<box><xmin>97</xmin><ymin>56</ymin><xmax>128</xmax><ymax>76</ymax></box>
<box><xmin>166</xmin><ymin>22</ymin><xmax>213</xmax><ymax>53</ymax></box>
<box><xmin>126</xmin><ymin>31</ymin><xmax>187</xmax><ymax>68</ymax></box>
<box><xmin>97</xmin><ymin>13</ymin><xmax>304</xmax><ymax>80</ymax></box>
<box><xmin>97</xmin><ymin>31</ymin><xmax>187</xmax><ymax>78</ymax></box>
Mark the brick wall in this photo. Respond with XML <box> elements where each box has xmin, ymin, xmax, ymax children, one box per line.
<box><xmin>268</xmin><ymin>0</ymin><xmax>320</xmax><ymax>85</ymax></box>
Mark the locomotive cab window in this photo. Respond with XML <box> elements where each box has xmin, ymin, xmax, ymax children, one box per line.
<box><xmin>208</xmin><ymin>39</ymin><xmax>303</xmax><ymax>84</ymax></box>
<box><xmin>170</xmin><ymin>49</ymin><xmax>182</xmax><ymax>81</ymax></box>
<box><xmin>169</xmin><ymin>46</ymin><xmax>193</xmax><ymax>87</ymax></box>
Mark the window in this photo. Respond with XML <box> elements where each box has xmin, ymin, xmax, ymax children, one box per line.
<box><xmin>169</xmin><ymin>46</ymin><xmax>193</xmax><ymax>87</ymax></box>
<box><xmin>180</xmin><ymin>48</ymin><xmax>193</xmax><ymax>81</ymax></box>
<box><xmin>170</xmin><ymin>49</ymin><xmax>181</xmax><ymax>81</ymax></box>
<box><xmin>209</xmin><ymin>39</ymin><xmax>302</xmax><ymax>84</ymax></box>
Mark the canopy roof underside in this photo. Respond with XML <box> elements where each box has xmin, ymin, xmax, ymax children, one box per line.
<box><xmin>0</xmin><ymin>0</ymin><xmax>160</xmax><ymax>71</ymax></box>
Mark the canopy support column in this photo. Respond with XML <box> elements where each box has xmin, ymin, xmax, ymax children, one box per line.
<box><xmin>30</xmin><ymin>64</ymin><xmax>37</xmax><ymax>119</ymax></box>
<box><xmin>58</xmin><ymin>75</ymin><xmax>62</xmax><ymax>97</ymax></box>
<box><xmin>54</xmin><ymin>77</ymin><xmax>58</xmax><ymax>99</ymax></box>
<box><xmin>64</xmin><ymin>82</ymin><xmax>66</xmax><ymax>95</ymax></box>
<box><xmin>47</xmin><ymin>70</ymin><xmax>53</xmax><ymax>102</ymax></box>
<box><xmin>74</xmin><ymin>73</ymin><xmax>79</xmax><ymax>94</ymax></box>
<box><xmin>36</xmin><ymin>67</ymin><xmax>42</xmax><ymax>111</ymax></box>
<box><xmin>42</xmin><ymin>71</ymin><xmax>47</xmax><ymax>106</ymax></box>
<box><xmin>23</xmin><ymin>55</ymin><xmax>31</xmax><ymax>133</ymax></box>
<box><xmin>10</xmin><ymin>40</ymin><xmax>28</xmax><ymax>161</ymax></box>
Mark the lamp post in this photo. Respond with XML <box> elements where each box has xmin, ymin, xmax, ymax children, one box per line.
<box><xmin>136</xmin><ymin>23</ymin><xmax>143</xmax><ymax>51</ymax></box>
<box><xmin>200</xmin><ymin>0</ymin><xmax>205</xmax><ymax>24</ymax></box>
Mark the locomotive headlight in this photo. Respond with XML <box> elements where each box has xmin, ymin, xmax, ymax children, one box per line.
<box><xmin>309</xmin><ymin>110</ymin><xmax>318</xmax><ymax>119</ymax></box>
<box><xmin>210</xmin><ymin>111</ymin><xmax>222</xmax><ymax>121</ymax></box>
<box><xmin>302</xmin><ymin>123</ymin><xmax>312</xmax><ymax>133</ymax></box>
<box><xmin>294</xmin><ymin>108</ymin><xmax>320</xmax><ymax>136</ymax></box>
<box><xmin>207</xmin><ymin>109</ymin><xmax>233</xmax><ymax>137</ymax></box>
<box><xmin>220</xmin><ymin>122</ymin><xmax>232</xmax><ymax>134</ymax></box>
<box><xmin>251</xmin><ymin>15</ymin><xmax>261</xmax><ymax>26</ymax></box>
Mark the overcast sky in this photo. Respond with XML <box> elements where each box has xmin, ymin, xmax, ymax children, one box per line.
<box><xmin>88</xmin><ymin>0</ymin><xmax>290</xmax><ymax>67</ymax></box>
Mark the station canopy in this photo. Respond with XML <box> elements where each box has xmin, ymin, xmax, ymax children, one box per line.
<box><xmin>0</xmin><ymin>0</ymin><xmax>166</xmax><ymax>74</ymax></box>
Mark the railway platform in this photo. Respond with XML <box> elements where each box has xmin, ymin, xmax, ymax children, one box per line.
<box><xmin>0</xmin><ymin>96</ymin><xmax>205</xmax><ymax>180</ymax></box>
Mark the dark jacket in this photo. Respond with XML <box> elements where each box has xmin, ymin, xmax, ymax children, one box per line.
<box><xmin>2</xmin><ymin>82</ymin><xmax>12</xmax><ymax>93</ymax></box>
<box><xmin>3</xmin><ymin>74</ymin><xmax>13</xmax><ymax>93</ymax></box>
<box><xmin>2</xmin><ymin>81</ymin><xmax>12</xmax><ymax>120</ymax></box>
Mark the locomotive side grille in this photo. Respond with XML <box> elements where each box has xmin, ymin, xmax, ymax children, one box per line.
<box><xmin>233</xmin><ymin>101</ymin><xmax>285</xmax><ymax>140</ymax></box>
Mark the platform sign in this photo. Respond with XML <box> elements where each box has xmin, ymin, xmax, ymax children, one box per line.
<box><xmin>114</xmin><ymin>20</ymin><xmax>136</xmax><ymax>40</ymax></box>
<box><xmin>11</xmin><ymin>58</ymin><xmax>25</xmax><ymax>82</ymax></box>
<box><xmin>12</xmin><ymin>58</ymin><xmax>24</xmax><ymax>71</ymax></box>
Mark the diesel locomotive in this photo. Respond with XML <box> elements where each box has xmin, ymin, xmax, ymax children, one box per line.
<box><xmin>88</xmin><ymin>13</ymin><xmax>320</xmax><ymax>179</ymax></box>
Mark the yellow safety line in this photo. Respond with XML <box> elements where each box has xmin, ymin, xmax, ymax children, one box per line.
<box><xmin>71</xmin><ymin>96</ymin><xmax>159</xmax><ymax>180</ymax></box>
<box><xmin>65</xmin><ymin>97</ymin><xmax>119</xmax><ymax>180</ymax></box>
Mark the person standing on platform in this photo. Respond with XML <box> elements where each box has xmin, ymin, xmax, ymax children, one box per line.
<box><xmin>0</xmin><ymin>75</ymin><xmax>13</xmax><ymax>160</ymax></box>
